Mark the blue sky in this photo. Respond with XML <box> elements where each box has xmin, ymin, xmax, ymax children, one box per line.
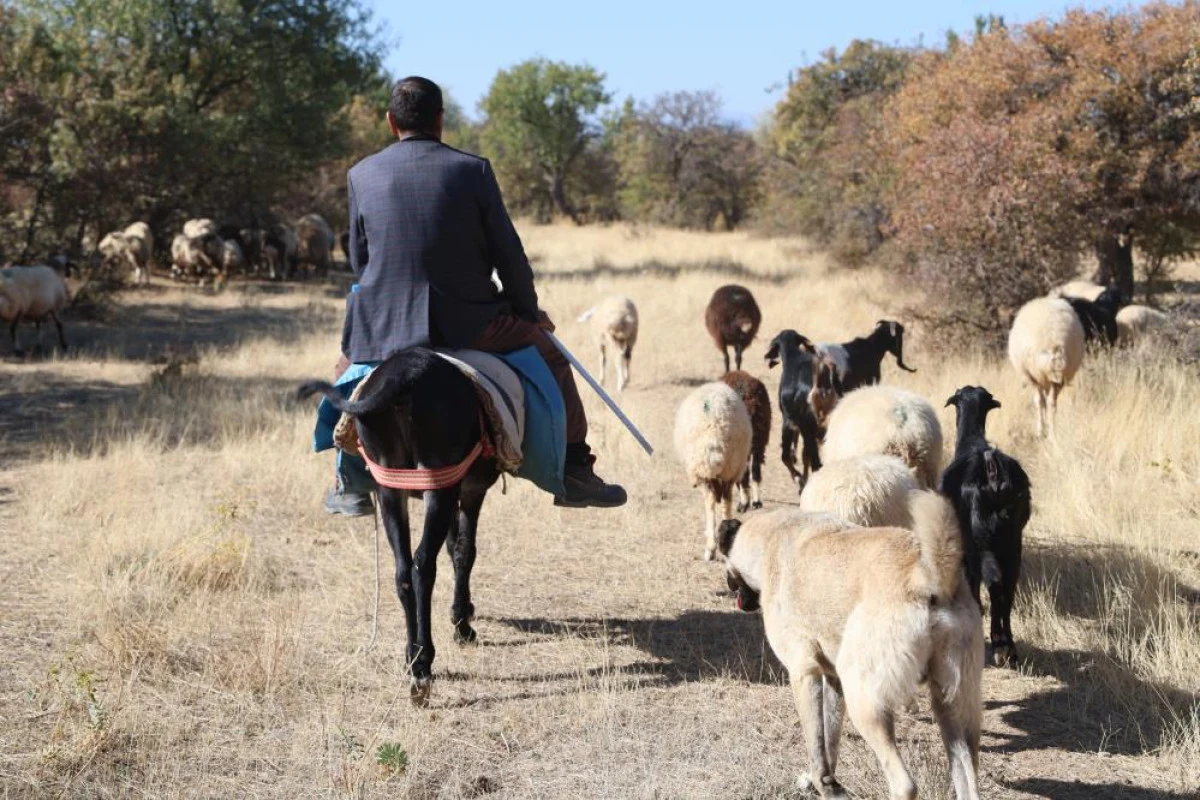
<box><xmin>368</xmin><ymin>0</ymin><xmax>1110</xmax><ymax>127</ymax></box>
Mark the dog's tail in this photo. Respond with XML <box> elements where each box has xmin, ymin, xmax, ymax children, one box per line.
<box><xmin>908</xmin><ymin>490</ymin><xmax>964</xmax><ymax>602</ymax></box>
<box><xmin>296</xmin><ymin>375</ymin><xmax>414</xmax><ymax>417</ymax></box>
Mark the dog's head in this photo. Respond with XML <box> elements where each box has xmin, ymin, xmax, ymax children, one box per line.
<box><xmin>718</xmin><ymin>519</ymin><xmax>760</xmax><ymax>613</ymax></box>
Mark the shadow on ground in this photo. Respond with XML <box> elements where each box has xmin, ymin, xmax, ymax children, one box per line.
<box><xmin>493</xmin><ymin>611</ymin><xmax>785</xmax><ymax>687</ymax></box>
<box><xmin>535</xmin><ymin>257</ymin><xmax>792</xmax><ymax>285</ymax></box>
<box><xmin>1008</xmin><ymin>778</ymin><xmax>1196</xmax><ymax>799</ymax></box>
<box><xmin>985</xmin><ymin>543</ymin><xmax>1199</xmax><ymax>758</ymax></box>
<box><xmin>0</xmin><ymin>368</ymin><xmax>308</xmax><ymax>470</ymax></box>
<box><xmin>56</xmin><ymin>290</ymin><xmax>339</xmax><ymax>362</ymax></box>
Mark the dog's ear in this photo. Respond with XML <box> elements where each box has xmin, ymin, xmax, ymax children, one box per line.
<box><xmin>717</xmin><ymin>518</ymin><xmax>742</xmax><ymax>557</ymax></box>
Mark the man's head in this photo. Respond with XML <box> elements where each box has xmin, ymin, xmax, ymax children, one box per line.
<box><xmin>387</xmin><ymin>76</ymin><xmax>444</xmax><ymax>140</ymax></box>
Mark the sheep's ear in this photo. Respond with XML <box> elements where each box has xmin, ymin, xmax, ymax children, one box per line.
<box><xmin>717</xmin><ymin>518</ymin><xmax>742</xmax><ymax>557</ymax></box>
<box><xmin>796</xmin><ymin>336</ymin><xmax>816</xmax><ymax>354</ymax></box>
<box><xmin>989</xmin><ymin>396</ymin><xmax>1002</xmax><ymax>410</ymax></box>
<box><xmin>944</xmin><ymin>391</ymin><xmax>960</xmax><ymax>408</ymax></box>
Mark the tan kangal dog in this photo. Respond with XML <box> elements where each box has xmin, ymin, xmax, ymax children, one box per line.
<box><xmin>719</xmin><ymin>492</ymin><xmax>983</xmax><ymax>800</ymax></box>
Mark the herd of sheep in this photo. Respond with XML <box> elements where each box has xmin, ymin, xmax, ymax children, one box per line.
<box><xmin>0</xmin><ymin>212</ymin><xmax>342</xmax><ymax>354</ymax></box>
<box><xmin>99</xmin><ymin>213</ymin><xmax>340</xmax><ymax>286</ymax></box>
<box><xmin>577</xmin><ymin>278</ymin><xmax>1173</xmax><ymax>664</ymax></box>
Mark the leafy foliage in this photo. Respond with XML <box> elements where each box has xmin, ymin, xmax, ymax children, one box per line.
<box><xmin>758</xmin><ymin>40</ymin><xmax>913</xmax><ymax>264</ymax></box>
<box><xmin>479</xmin><ymin>58</ymin><xmax>611</xmax><ymax>223</ymax></box>
<box><xmin>0</xmin><ymin>0</ymin><xmax>384</xmax><ymax>264</ymax></box>
<box><xmin>886</xmin><ymin>3</ymin><xmax>1200</xmax><ymax>336</ymax></box>
<box><xmin>610</xmin><ymin>91</ymin><xmax>761</xmax><ymax>230</ymax></box>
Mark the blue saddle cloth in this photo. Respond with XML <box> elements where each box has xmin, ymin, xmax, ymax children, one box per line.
<box><xmin>312</xmin><ymin>346</ymin><xmax>565</xmax><ymax>496</ymax></box>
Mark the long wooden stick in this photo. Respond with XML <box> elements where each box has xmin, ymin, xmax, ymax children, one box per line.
<box><xmin>544</xmin><ymin>331</ymin><xmax>655</xmax><ymax>456</ymax></box>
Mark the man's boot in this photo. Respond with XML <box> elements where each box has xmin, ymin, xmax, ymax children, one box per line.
<box><xmin>554</xmin><ymin>443</ymin><xmax>627</xmax><ymax>508</ymax></box>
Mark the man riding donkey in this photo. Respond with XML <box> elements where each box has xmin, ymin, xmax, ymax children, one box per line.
<box><xmin>319</xmin><ymin>76</ymin><xmax>626</xmax><ymax>513</ymax></box>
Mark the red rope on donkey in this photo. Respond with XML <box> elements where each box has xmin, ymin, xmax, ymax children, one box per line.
<box><xmin>359</xmin><ymin>412</ymin><xmax>495</xmax><ymax>491</ymax></box>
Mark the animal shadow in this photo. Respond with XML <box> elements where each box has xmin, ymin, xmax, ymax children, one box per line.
<box><xmin>494</xmin><ymin>610</ymin><xmax>785</xmax><ymax>686</ymax></box>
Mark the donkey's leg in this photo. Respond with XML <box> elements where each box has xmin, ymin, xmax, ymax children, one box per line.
<box><xmin>378</xmin><ymin>487</ymin><xmax>416</xmax><ymax>658</ymax></box>
<box><xmin>410</xmin><ymin>484</ymin><xmax>461</xmax><ymax>704</ymax></box>
<box><xmin>449</xmin><ymin>473</ymin><xmax>494</xmax><ymax>644</ymax></box>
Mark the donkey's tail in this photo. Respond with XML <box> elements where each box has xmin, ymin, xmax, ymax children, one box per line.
<box><xmin>296</xmin><ymin>375</ymin><xmax>413</xmax><ymax>417</ymax></box>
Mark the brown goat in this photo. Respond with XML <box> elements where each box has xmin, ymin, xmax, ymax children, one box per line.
<box><xmin>705</xmin><ymin>285</ymin><xmax>762</xmax><ymax>373</ymax></box>
<box><xmin>808</xmin><ymin>354</ymin><xmax>843</xmax><ymax>435</ymax></box>
<box><xmin>720</xmin><ymin>370</ymin><xmax>772</xmax><ymax>512</ymax></box>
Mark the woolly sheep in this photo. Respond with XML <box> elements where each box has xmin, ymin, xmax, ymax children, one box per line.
<box><xmin>182</xmin><ymin>218</ymin><xmax>218</xmax><ymax>239</ymax></box>
<box><xmin>98</xmin><ymin>221</ymin><xmax>154</xmax><ymax>285</ymax></box>
<box><xmin>1052</xmin><ymin>280</ymin><xmax>1105</xmax><ymax>302</ymax></box>
<box><xmin>171</xmin><ymin>233</ymin><xmax>220</xmax><ymax>279</ymax></box>
<box><xmin>674</xmin><ymin>382</ymin><xmax>753</xmax><ymax>561</ymax></box>
<box><xmin>821</xmin><ymin>384</ymin><xmax>944</xmax><ymax>488</ymax></box>
<box><xmin>295</xmin><ymin>213</ymin><xmax>335</xmax><ymax>278</ymax></box>
<box><xmin>719</xmin><ymin>370</ymin><xmax>771</xmax><ymax>513</ymax></box>
<box><xmin>578</xmin><ymin>295</ymin><xmax>639</xmax><ymax>392</ymax></box>
<box><xmin>1116</xmin><ymin>305</ymin><xmax>1169</xmax><ymax>345</ymax></box>
<box><xmin>798</xmin><ymin>454</ymin><xmax>917</xmax><ymax>528</ymax></box>
<box><xmin>705</xmin><ymin>284</ymin><xmax>761</xmax><ymax>373</ymax></box>
<box><xmin>0</xmin><ymin>265</ymin><xmax>70</xmax><ymax>353</ymax></box>
<box><xmin>221</xmin><ymin>239</ymin><xmax>245</xmax><ymax>274</ymax></box>
<box><xmin>1007</xmin><ymin>296</ymin><xmax>1085</xmax><ymax>438</ymax></box>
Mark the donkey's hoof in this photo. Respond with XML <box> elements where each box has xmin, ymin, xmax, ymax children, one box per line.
<box><xmin>989</xmin><ymin>641</ymin><xmax>1018</xmax><ymax>668</ymax></box>
<box><xmin>453</xmin><ymin>624</ymin><xmax>478</xmax><ymax>645</ymax></box>
<box><xmin>409</xmin><ymin>676</ymin><xmax>432</xmax><ymax>707</ymax></box>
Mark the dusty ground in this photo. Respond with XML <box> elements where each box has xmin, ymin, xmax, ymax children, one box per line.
<box><xmin>0</xmin><ymin>224</ymin><xmax>1197</xmax><ymax>798</ymax></box>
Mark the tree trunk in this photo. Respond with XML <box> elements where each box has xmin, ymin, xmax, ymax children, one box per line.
<box><xmin>548</xmin><ymin>172</ymin><xmax>581</xmax><ymax>226</ymax></box>
<box><xmin>1093</xmin><ymin>225</ymin><xmax>1134</xmax><ymax>299</ymax></box>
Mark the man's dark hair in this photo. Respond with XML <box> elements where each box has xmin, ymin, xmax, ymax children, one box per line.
<box><xmin>389</xmin><ymin>76</ymin><xmax>443</xmax><ymax>133</ymax></box>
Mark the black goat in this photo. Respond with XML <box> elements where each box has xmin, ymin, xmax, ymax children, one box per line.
<box><xmin>939</xmin><ymin>385</ymin><xmax>1031</xmax><ymax>666</ymax></box>
<box><xmin>765</xmin><ymin>330</ymin><xmax>825</xmax><ymax>491</ymax></box>
<box><xmin>1066</xmin><ymin>286</ymin><xmax>1124</xmax><ymax>346</ymax></box>
<box><xmin>819</xmin><ymin>319</ymin><xmax>916</xmax><ymax>392</ymax></box>
<box><xmin>298</xmin><ymin>348</ymin><xmax>499</xmax><ymax>703</ymax></box>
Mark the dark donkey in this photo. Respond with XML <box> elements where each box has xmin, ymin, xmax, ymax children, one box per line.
<box><xmin>298</xmin><ymin>348</ymin><xmax>499</xmax><ymax>703</ymax></box>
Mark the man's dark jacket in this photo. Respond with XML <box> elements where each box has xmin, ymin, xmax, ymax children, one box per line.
<box><xmin>341</xmin><ymin>135</ymin><xmax>539</xmax><ymax>362</ymax></box>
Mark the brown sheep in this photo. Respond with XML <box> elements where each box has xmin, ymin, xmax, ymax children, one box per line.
<box><xmin>720</xmin><ymin>370</ymin><xmax>772</xmax><ymax>512</ymax></box>
<box><xmin>809</xmin><ymin>354</ymin><xmax>843</xmax><ymax>434</ymax></box>
<box><xmin>705</xmin><ymin>284</ymin><xmax>761</xmax><ymax>373</ymax></box>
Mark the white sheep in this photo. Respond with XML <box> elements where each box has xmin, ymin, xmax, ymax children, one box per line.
<box><xmin>1115</xmin><ymin>304</ymin><xmax>1169</xmax><ymax>346</ymax></box>
<box><xmin>1052</xmin><ymin>280</ymin><xmax>1105</xmax><ymax>302</ymax></box>
<box><xmin>171</xmin><ymin>234</ymin><xmax>217</xmax><ymax>279</ymax></box>
<box><xmin>0</xmin><ymin>265</ymin><xmax>70</xmax><ymax>353</ymax></box>
<box><xmin>295</xmin><ymin>213</ymin><xmax>335</xmax><ymax>277</ymax></box>
<box><xmin>821</xmin><ymin>385</ymin><xmax>944</xmax><ymax>488</ymax></box>
<box><xmin>98</xmin><ymin>221</ymin><xmax>154</xmax><ymax>285</ymax></box>
<box><xmin>221</xmin><ymin>239</ymin><xmax>245</xmax><ymax>274</ymax></box>
<box><xmin>798</xmin><ymin>454</ymin><xmax>918</xmax><ymax>528</ymax></box>
<box><xmin>578</xmin><ymin>295</ymin><xmax>639</xmax><ymax>392</ymax></box>
<box><xmin>674</xmin><ymin>382</ymin><xmax>753</xmax><ymax>561</ymax></box>
<box><xmin>182</xmin><ymin>218</ymin><xmax>218</xmax><ymax>239</ymax></box>
<box><xmin>1007</xmin><ymin>296</ymin><xmax>1085</xmax><ymax>438</ymax></box>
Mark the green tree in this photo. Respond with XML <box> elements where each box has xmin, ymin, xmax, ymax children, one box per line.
<box><xmin>760</xmin><ymin>40</ymin><xmax>914</xmax><ymax>263</ymax></box>
<box><xmin>1</xmin><ymin>0</ymin><xmax>383</xmax><ymax>264</ymax></box>
<box><xmin>479</xmin><ymin>58</ymin><xmax>611</xmax><ymax>223</ymax></box>
<box><xmin>611</xmin><ymin>91</ymin><xmax>760</xmax><ymax>229</ymax></box>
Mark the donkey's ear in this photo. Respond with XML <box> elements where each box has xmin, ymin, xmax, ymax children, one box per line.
<box><xmin>717</xmin><ymin>519</ymin><xmax>742</xmax><ymax>557</ymax></box>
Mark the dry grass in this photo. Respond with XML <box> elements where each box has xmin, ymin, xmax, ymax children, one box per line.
<box><xmin>0</xmin><ymin>224</ymin><xmax>1197</xmax><ymax>798</ymax></box>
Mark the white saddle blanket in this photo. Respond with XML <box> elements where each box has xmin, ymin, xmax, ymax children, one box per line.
<box><xmin>434</xmin><ymin>349</ymin><xmax>524</xmax><ymax>473</ymax></box>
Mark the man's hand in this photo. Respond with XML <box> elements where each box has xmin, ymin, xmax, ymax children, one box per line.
<box><xmin>536</xmin><ymin>310</ymin><xmax>556</xmax><ymax>333</ymax></box>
